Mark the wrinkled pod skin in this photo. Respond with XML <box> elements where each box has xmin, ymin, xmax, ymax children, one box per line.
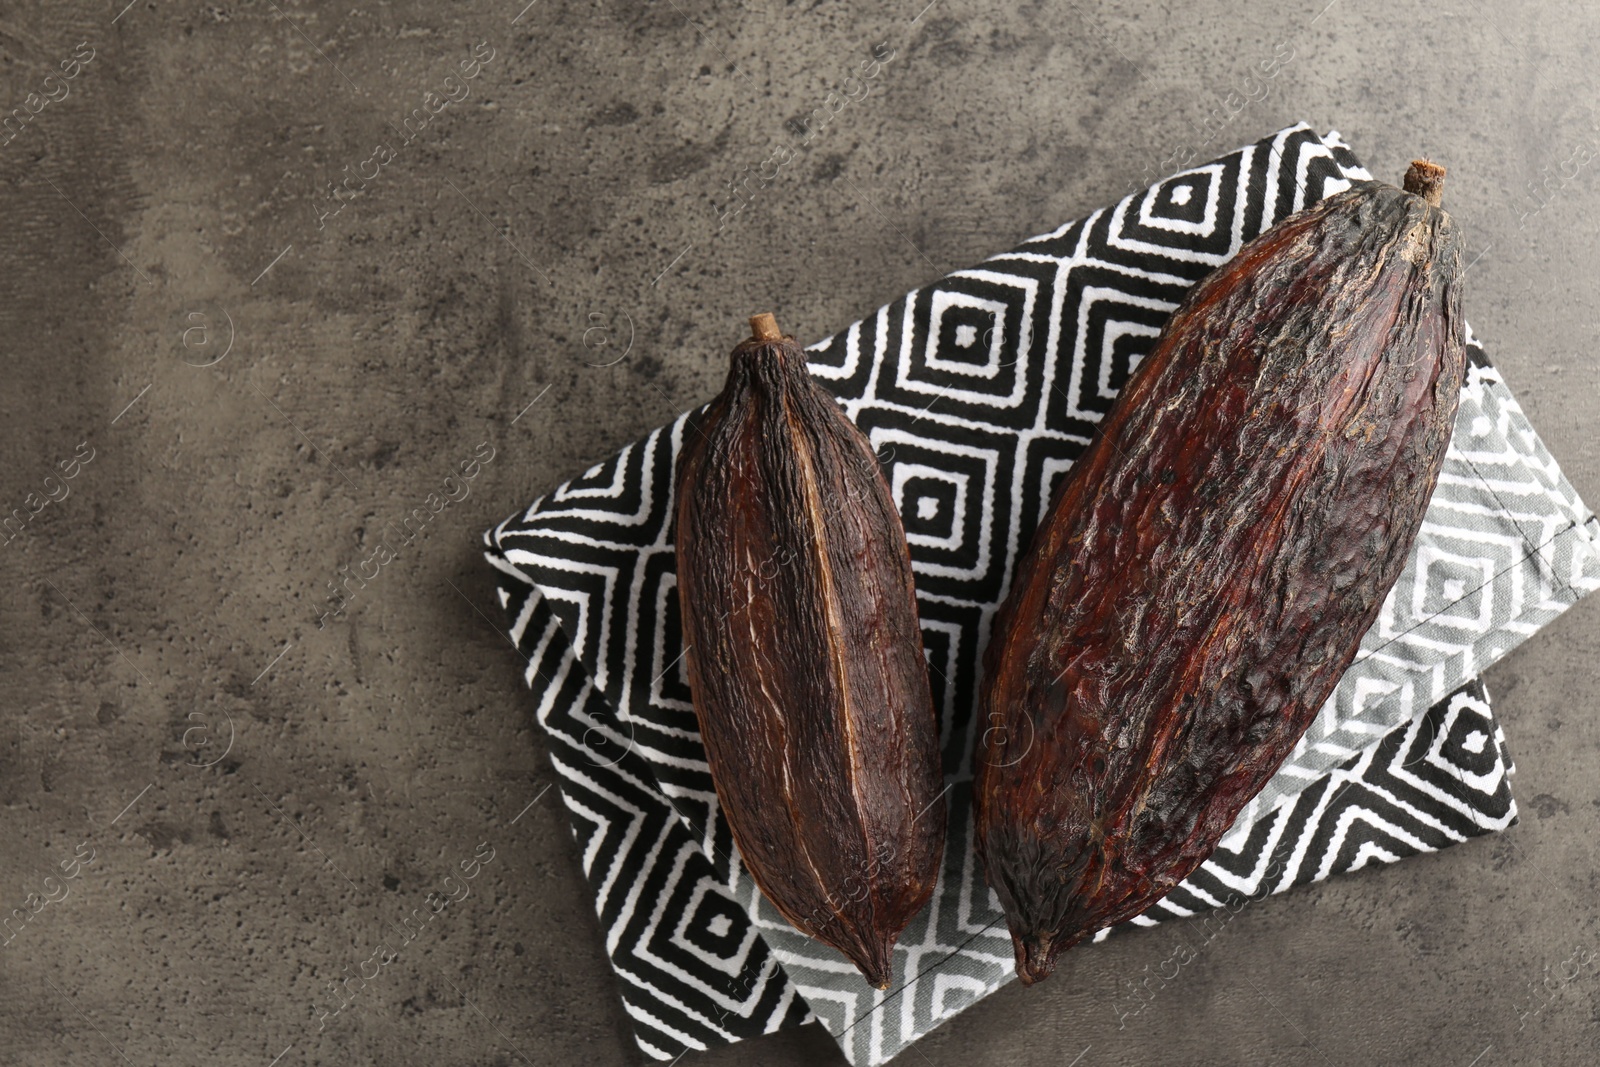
<box><xmin>674</xmin><ymin>314</ymin><xmax>946</xmax><ymax>989</ymax></box>
<box><xmin>974</xmin><ymin>163</ymin><xmax>1467</xmax><ymax>985</ymax></box>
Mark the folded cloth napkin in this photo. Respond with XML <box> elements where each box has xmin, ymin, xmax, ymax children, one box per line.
<box><xmin>482</xmin><ymin>124</ymin><xmax>1600</xmax><ymax>1065</ymax></box>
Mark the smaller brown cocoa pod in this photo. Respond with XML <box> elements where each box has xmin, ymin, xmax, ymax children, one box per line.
<box><xmin>674</xmin><ymin>313</ymin><xmax>947</xmax><ymax>988</ymax></box>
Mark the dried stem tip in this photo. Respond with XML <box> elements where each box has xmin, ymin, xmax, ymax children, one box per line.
<box><xmin>1403</xmin><ymin>159</ymin><xmax>1446</xmax><ymax>208</ymax></box>
<box><xmin>749</xmin><ymin>313</ymin><xmax>782</xmax><ymax>342</ymax></box>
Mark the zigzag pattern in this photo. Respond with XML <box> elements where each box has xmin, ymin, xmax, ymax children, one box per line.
<box><xmin>483</xmin><ymin>125</ymin><xmax>1599</xmax><ymax>1064</ymax></box>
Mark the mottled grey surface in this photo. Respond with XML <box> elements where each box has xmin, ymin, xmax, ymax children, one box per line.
<box><xmin>1</xmin><ymin>1</ymin><xmax>1597</xmax><ymax>1065</ymax></box>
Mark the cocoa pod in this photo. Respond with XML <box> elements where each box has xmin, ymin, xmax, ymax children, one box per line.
<box><xmin>974</xmin><ymin>161</ymin><xmax>1467</xmax><ymax>984</ymax></box>
<box><xmin>674</xmin><ymin>313</ymin><xmax>946</xmax><ymax>988</ymax></box>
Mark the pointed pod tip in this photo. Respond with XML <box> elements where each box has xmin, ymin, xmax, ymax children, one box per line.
<box><xmin>1403</xmin><ymin>159</ymin><xmax>1446</xmax><ymax>208</ymax></box>
<box><xmin>1013</xmin><ymin>934</ymin><xmax>1059</xmax><ymax>986</ymax></box>
<box><xmin>836</xmin><ymin>932</ymin><xmax>896</xmax><ymax>990</ymax></box>
<box><xmin>858</xmin><ymin>952</ymin><xmax>895</xmax><ymax>991</ymax></box>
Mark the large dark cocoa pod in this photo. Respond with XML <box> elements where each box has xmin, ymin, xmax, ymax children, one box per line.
<box><xmin>675</xmin><ymin>313</ymin><xmax>946</xmax><ymax>989</ymax></box>
<box><xmin>974</xmin><ymin>162</ymin><xmax>1466</xmax><ymax>984</ymax></box>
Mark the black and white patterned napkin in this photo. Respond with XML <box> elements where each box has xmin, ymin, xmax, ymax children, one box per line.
<box><xmin>482</xmin><ymin>124</ymin><xmax>1600</xmax><ymax>1064</ymax></box>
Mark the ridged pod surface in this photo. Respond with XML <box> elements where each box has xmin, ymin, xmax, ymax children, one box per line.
<box><xmin>974</xmin><ymin>163</ymin><xmax>1467</xmax><ymax>984</ymax></box>
<box><xmin>674</xmin><ymin>314</ymin><xmax>946</xmax><ymax>989</ymax></box>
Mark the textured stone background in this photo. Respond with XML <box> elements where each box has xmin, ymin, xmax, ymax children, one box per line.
<box><xmin>2</xmin><ymin>1</ymin><xmax>1597</xmax><ymax>1065</ymax></box>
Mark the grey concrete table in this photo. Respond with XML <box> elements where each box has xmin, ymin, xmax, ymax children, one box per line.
<box><xmin>2</xmin><ymin>2</ymin><xmax>1597</xmax><ymax>1065</ymax></box>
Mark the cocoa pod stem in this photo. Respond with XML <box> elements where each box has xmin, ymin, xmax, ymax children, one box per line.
<box><xmin>749</xmin><ymin>312</ymin><xmax>782</xmax><ymax>342</ymax></box>
<box><xmin>1403</xmin><ymin>159</ymin><xmax>1446</xmax><ymax>207</ymax></box>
